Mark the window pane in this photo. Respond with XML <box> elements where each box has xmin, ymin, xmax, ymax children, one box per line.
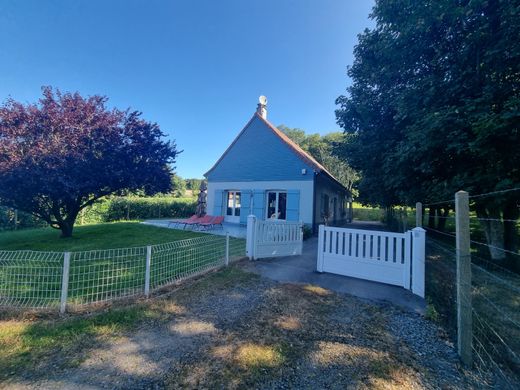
<box><xmin>235</xmin><ymin>192</ymin><xmax>241</xmax><ymax>216</ymax></box>
<box><xmin>278</xmin><ymin>192</ymin><xmax>287</xmax><ymax>220</ymax></box>
<box><xmin>267</xmin><ymin>192</ymin><xmax>276</xmax><ymax>218</ymax></box>
<box><xmin>227</xmin><ymin>192</ymin><xmax>234</xmax><ymax>215</ymax></box>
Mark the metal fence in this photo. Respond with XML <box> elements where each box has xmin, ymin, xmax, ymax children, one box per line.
<box><xmin>419</xmin><ymin>189</ymin><xmax>520</xmax><ymax>388</ymax></box>
<box><xmin>0</xmin><ymin>234</ymin><xmax>246</xmax><ymax>312</ymax></box>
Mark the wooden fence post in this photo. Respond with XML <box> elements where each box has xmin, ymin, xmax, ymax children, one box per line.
<box><xmin>455</xmin><ymin>190</ymin><xmax>472</xmax><ymax>367</ymax></box>
<box><xmin>316</xmin><ymin>225</ymin><xmax>325</xmax><ymax>272</ymax></box>
<box><xmin>246</xmin><ymin>215</ymin><xmax>256</xmax><ymax>260</ymax></box>
<box><xmin>411</xmin><ymin>227</ymin><xmax>426</xmax><ymax>298</ymax></box>
<box><xmin>144</xmin><ymin>245</ymin><xmax>152</xmax><ymax>297</ymax></box>
<box><xmin>416</xmin><ymin>202</ymin><xmax>422</xmax><ymax>227</ymax></box>
<box><xmin>60</xmin><ymin>252</ymin><xmax>71</xmax><ymax>314</ymax></box>
<box><xmin>225</xmin><ymin>233</ymin><xmax>230</xmax><ymax>266</ymax></box>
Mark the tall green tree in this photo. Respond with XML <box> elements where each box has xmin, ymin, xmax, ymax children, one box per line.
<box><xmin>279</xmin><ymin>125</ymin><xmax>359</xmax><ymax>195</ymax></box>
<box><xmin>336</xmin><ymin>0</ymin><xmax>520</xmax><ymax>263</ymax></box>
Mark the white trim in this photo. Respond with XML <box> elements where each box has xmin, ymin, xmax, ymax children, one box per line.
<box><xmin>207</xmin><ymin>180</ymin><xmax>313</xmax><ymax>224</ymax></box>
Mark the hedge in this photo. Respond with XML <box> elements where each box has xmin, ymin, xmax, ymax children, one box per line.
<box><xmin>0</xmin><ymin>196</ymin><xmax>197</xmax><ymax>231</ymax></box>
<box><xmin>104</xmin><ymin>197</ymin><xmax>197</xmax><ymax>221</ymax></box>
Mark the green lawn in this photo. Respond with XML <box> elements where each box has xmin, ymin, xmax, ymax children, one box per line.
<box><xmin>0</xmin><ymin>222</ymin><xmax>246</xmax><ymax>309</ymax></box>
<box><xmin>0</xmin><ymin>222</ymin><xmax>205</xmax><ymax>251</ymax></box>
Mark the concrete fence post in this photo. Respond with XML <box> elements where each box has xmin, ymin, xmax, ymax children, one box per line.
<box><xmin>416</xmin><ymin>202</ymin><xmax>422</xmax><ymax>227</ymax></box>
<box><xmin>411</xmin><ymin>227</ymin><xmax>426</xmax><ymax>298</ymax></box>
<box><xmin>455</xmin><ymin>190</ymin><xmax>472</xmax><ymax>367</ymax></box>
<box><xmin>60</xmin><ymin>252</ymin><xmax>71</xmax><ymax>314</ymax></box>
<box><xmin>317</xmin><ymin>225</ymin><xmax>325</xmax><ymax>272</ymax></box>
<box><xmin>225</xmin><ymin>233</ymin><xmax>230</xmax><ymax>266</ymax></box>
<box><xmin>144</xmin><ymin>245</ymin><xmax>152</xmax><ymax>297</ymax></box>
<box><xmin>246</xmin><ymin>215</ymin><xmax>256</xmax><ymax>260</ymax></box>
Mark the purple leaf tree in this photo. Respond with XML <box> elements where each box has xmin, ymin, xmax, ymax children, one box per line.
<box><xmin>0</xmin><ymin>87</ymin><xmax>178</xmax><ymax>237</ymax></box>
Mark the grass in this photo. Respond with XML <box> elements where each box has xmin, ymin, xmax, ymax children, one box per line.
<box><xmin>0</xmin><ymin>304</ymin><xmax>160</xmax><ymax>380</ymax></box>
<box><xmin>0</xmin><ymin>222</ymin><xmax>246</xmax><ymax>309</ymax></box>
<box><xmin>0</xmin><ymin>222</ymin><xmax>206</xmax><ymax>252</ymax></box>
<box><xmin>0</xmin><ymin>266</ymin><xmax>251</xmax><ymax>382</ymax></box>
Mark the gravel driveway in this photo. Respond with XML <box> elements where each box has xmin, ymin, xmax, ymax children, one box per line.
<box><xmin>4</xmin><ymin>261</ymin><xmax>481</xmax><ymax>389</ymax></box>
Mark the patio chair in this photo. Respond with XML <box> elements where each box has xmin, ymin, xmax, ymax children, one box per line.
<box><xmin>187</xmin><ymin>214</ymin><xmax>213</xmax><ymax>230</ymax></box>
<box><xmin>198</xmin><ymin>215</ymin><xmax>224</xmax><ymax>231</ymax></box>
<box><xmin>168</xmin><ymin>215</ymin><xmax>198</xmax><ymax>229</ymax></box>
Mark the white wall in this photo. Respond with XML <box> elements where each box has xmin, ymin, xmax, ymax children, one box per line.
<box><xmin>207</xmin><ymin>180</ymin><xmax>314</xmax><ymax>224</ymax></box>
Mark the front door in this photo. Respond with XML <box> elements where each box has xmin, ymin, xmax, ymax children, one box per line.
<box><xmin>225</xmin><ymin>191</ymin><xmax>241</xmax><ymax>223</ymax></box>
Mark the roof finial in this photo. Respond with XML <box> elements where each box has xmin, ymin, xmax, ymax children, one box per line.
<box><xmin>257</xmin><ymin>95</ymin><xmax>267</xmax><ymax>119</ymax></box>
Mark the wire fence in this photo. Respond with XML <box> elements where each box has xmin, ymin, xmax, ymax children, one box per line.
<box><xmin>421</xmin><ymin>188</ymin><xmax>520</xmax><ymax>388</ymax></box>
<box><xmin>0</xmin><ymin>234</ymin><xmax>246</xmax><ymax>311</ymax></box>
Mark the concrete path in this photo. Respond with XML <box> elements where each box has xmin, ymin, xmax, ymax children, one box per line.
<box><xmin>244</xmin><ymin>234</ymin><xmax>426</xmax><ymax>314</ymax></box>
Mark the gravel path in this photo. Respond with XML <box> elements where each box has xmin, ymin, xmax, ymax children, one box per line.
<box><xmin>4</xmin><ymin>262</ymin><xmax>482</xmax><ymax>389</ymax></box>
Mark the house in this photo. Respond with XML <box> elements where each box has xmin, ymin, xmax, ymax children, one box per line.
<box><xmin>204</xmin><ymin>97</ymin><xmax>351</xmax><ymax>231</ymax></box>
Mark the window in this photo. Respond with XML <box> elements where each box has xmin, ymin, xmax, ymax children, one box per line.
<box><xmin>266</xmin><ymin>191</ymin><xmax>287</xmax><ymax>220</ymax></box>
<box><xmin>226</xmin><ymin>191</ymin><xmax>241</xmax><ymax>217</ymax></box>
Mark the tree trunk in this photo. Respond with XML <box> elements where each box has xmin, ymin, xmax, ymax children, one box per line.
<box><xmin>60</xmin><ymin>221</ymin><xmax>74</xmax><ymax>238</ymax></box>
<box><xmin>428</xmin><ymin>207</ymin><xmax>436</xmax><ymax>228</ymax></box>
<box><xmin>437</xmin><ymin>207</ymin><xmax>450</xmax><ymax>232</ymax></box>
<box><xmin>475</xmin><ymin>203</ymin><xmax>506</xmax><ymax>262</ymax></box>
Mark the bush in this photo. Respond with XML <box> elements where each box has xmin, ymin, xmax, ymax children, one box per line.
<box><xmin>303</xmin><ymin>225</ymin><xmax>313</xmax><ymax>240</ymax></box>
<box><xmin>104</xmin><ymin>197</ymin><xmax>197</xmax><ymax>221</ymax></box>
<box><xmin>0</xmin><ymin>207</ymin><xmax>47</xmax><ymax>231</ymax></box>
<box><xmin>0</xmin><ymin>196</ymin><xmax>197</xmax><ymax>231</ymax></box>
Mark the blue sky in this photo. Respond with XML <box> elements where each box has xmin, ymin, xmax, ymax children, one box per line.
<box><xmin>0</xmin><ymin>0</ymin><xmax>374</xmax><ymax>178</ymax></box>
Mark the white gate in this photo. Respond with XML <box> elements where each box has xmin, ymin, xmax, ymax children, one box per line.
<box><xmin>246</xmin><ymin>215</ymin><xmax>303</xmax><ymax>259</ymax></box>
<box><xmin>317</xmin><ymin>225</ymin><xmax>425</xmax><ymax>297</ymax></box>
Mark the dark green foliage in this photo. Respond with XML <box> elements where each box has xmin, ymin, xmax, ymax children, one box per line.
<box><xmin>0</xmin><ymin>197</ymin><xmax>196</xmax><ymax>231</ymax></box>
<box><xmin>336</xmin><ymin>0</ymin><xmax>520</xmax><ymax>263</ymax></box>
<box><xmin>104</xmin><ymin>197</ymin><xmax>196</xmax><ymax>221</ymax></box>
<box><xmin>278</xmin><ymin>125</ymin><xmax>359</xmax><ymax>194</ymax></box>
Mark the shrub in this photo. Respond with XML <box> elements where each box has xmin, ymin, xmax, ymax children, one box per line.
<box><xmin>104</xmin><ymin>197</ymin><xmax>197</xmax><ymax>221</ymax></box>
<box><xmin>0</xmin><ymin>196</ymin><xmax>197</xmax><ymax>230</ymax></box>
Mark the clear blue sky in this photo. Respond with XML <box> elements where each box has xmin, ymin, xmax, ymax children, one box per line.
<box><xmin>0</xmin><ymin>0</ymin><xmax>374</xmax><ymax>178</ymax></box>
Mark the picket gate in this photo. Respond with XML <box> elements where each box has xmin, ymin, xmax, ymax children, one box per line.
<box><xmin>246</xmin><ymin>215</ymin><xmax>303</xmax><ymax>259</ymax></box>
<box><xmin>317</xmin><ymin>225</ymin><xmax>425</xmax><ymax>297</ymax></box>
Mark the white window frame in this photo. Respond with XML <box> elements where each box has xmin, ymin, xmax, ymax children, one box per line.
<box><xmin>265</xmin><ymin>190</ymin><xmax>287</xmax><ymax>220</ymax></box>
<box><xmin>226</xmin><ymin>190</ymin><xmax>241</xmax><ymax>217</ymax></box>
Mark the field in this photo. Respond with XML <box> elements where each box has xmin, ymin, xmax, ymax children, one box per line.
<box><xmin>0</xmin><ymin>222</ymin><xmax>246</xmax><ymax>310</ymax></box>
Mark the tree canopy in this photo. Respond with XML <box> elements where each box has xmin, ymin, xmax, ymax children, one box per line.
<box><xmin>278</xmin><ymin>125</ymin><xmax>359</xmax><ymax>195</ymax></box>
<box><xmin>335</xmin><ymin>0</ymin><xmax>520</xmax><ymax>262</ymax></box>
<box><xmin>0</xmin><ymin>87</ymin><xmax>178</xmax><ymax>237</ymax></box>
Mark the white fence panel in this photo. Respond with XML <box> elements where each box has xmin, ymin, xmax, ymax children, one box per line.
<box><xmin>317</xmin><ymin>226</ymin><xmax>425</xmax><ymax>297</ymax></box>
<box><xmin>247</xmin><ymin>216</ymin><xmax>303</xmax><ymax>259</ymax></box>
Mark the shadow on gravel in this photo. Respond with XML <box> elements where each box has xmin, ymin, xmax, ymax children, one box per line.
<box><xmin>3</xmin><ymin>264</ymin><xmax>479</xmax><ymax>389</ymax></box>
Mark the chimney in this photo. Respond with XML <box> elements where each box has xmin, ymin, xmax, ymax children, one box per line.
<box><xmin>257</xmin><ymin>95</ymin><xmax>267</xmax><ymax>119</ymax></box>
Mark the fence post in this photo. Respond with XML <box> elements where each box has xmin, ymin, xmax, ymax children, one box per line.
<box><xmin>246</xmin><ymin>215</ymin><xmax>256</xmax><ymax>260</ymax></box>
<box><xmin>411</xmin><ymin>227</ymin><xmax>425</xmax><ymax>298</ymax></box>
<box><xmin>317</xmin><ymin>225</ymin><xmax>325</xmax><ymax>272</ymax></box>
<box><xmin>225</xmin><ymin>233</ymin><xmax>230</xmax><ymax>266</ymax></box>
<box><xmin>416</xmin><ymin>202</ymin><xmax>422</xmax><ymax>227</ymax></box>
<box><xmin>455</xmin><ymin>190</ymin><xmax>472</xmax><ymax>367</ymax></box>
<box><xmin>145</xmin><ymin>245</ymin><xmax>151</xmax><ymax>298</ymax></box>
<box><xmin>60</xmin><ymin>252</ymin><xmax>71</xmax><ymax>314</ymax></box>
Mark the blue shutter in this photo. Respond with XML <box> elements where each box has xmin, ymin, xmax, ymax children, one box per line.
<box><xmin>252</xmin><ymin>190</ymin><xmax>265</xmax><ymax>220</ymax></box>
<box><xmin>213</xmin><ymin>190</ymin><xmax>224</xmax><ymax>216</ymax></box>
<box><xmin>239</xmin><ymin>190</ymin><xmax>251</xmax><ymax>224</ymax></box>
<box><xmin>286</xmin><ymin>190</ymin><xmax>300</xmax><ymax>221</ymax></box>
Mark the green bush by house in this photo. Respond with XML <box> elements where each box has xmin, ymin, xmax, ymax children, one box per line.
<box><xmin>0</xmin><ymin>196</ymin><xmax>197</xmax><ymax>231</ymax></box>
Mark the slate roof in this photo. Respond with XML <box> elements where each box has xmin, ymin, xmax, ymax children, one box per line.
<box><xmin>205</xmin><ymin>112</ymin><xmax>346</xmax><ymax>190</ymax></box>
